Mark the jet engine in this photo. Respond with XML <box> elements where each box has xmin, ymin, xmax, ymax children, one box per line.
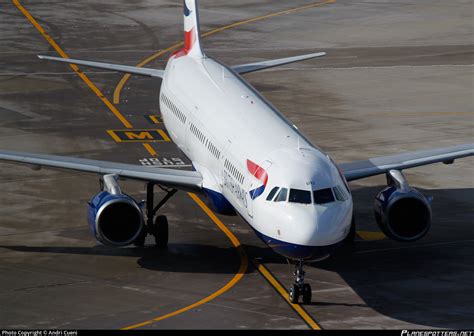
<box><xmin>87</xmin><ymin>174</ymin><xmax>144</xmax><ymax>246</ymax></box>
<box><xmin>374</xmin><ymin>170</ymin><xmax>432</xmax><ymax>242</ymax></box>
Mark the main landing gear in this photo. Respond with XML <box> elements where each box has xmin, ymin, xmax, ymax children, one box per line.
<box><xmin>289</xmin><ymin>260</ymin><xmax>312</xmax><ymax>304</ymax></box>
<box><xmin>134</xmin><ymin>182</ymin><xmax>177</xmax><ymax>248</ymax></box>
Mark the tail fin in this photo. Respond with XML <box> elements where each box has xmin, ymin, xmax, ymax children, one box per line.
<box><xmin>183</xmin><ymin>0</ymin><xmax>204</xmax><ymax>59</ymax></box>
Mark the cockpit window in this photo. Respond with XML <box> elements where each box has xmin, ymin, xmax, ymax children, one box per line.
<box><xmin>330</xmin><ymin>157</ymin><xmax>351</xmax><ymax>194</ymax></box>
<box><xmin>266</xmin><ymin>187</ymin><xmax>280</xmax><ymax>201</ymax></box>
<box><xmin>289</xmin><ymin>189</ymin><xmax>312</xmax><ymax>204</ymax></box>
<box><xmin>333</xmin><ymin>185</ymin><xmax>347</xmax><ymax>201</ymax></box>
<box><xmin>274</xmin><ymin>188</ymin><xmax>288</xmax><ymax>202</ymax></box>
<box><xmin>313</xmin><ymin>188</ymin><xmax>335</xmax><ymax>204</ymax></box>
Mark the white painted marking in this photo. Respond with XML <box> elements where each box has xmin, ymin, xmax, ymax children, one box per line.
<box><xmin>312</xmin><ymin>287</ymin><xmax>353</xmax><ymax>294</ymax></box>
<box><xmin>270</xmin><ymin>64</ymin><xmax>474</xmax><ymax>71</ymax></box>
<box><xmin>206</xmin><ymin>302</ymin><xmax>304</xmax><ymax>321</ymax></box>
<box><xmin>355</xmin><ymin>239</ymin><xmax>474</xmax><ymax>254</ymax></box>
<box><xmin>139</xmin><ymin>157</ymin><xmax>190</xmax><ymax>167</ymax></box>
<box><xmin>0</xmin><ymin>71</ymin><xmax>119</xmax><ymax>75</ymax></box>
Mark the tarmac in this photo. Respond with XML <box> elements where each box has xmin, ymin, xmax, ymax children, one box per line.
<box><xmin>0</xmin><ymin>0</ymin><xmax>472</xmax><ymax>330</ymax></box>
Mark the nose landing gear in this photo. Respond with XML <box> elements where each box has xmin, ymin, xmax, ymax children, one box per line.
<box><xmin>289</xmin><ymin>261</ymin><xmax>312</xmax><ymax>304</ymax></box>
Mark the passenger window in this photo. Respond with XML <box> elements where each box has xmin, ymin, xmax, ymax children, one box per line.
<box><xmin>266</xmin><ymin>187</ymin><xmax>280</xmax><ymax>201</ymax></box>
<box><xmin>313</xmin><ymin>188</ymin><xmax>335</xmax><ymax>204</ymax></box>
<box><xmin>289</xmin><ymin>189</ymin><xmax>311</xmax><ymax>204</ymax></box>
<box><xmin>274</xmin><ymin>188</ymin><xmax>288</xmax><ymax>202</ymax></box>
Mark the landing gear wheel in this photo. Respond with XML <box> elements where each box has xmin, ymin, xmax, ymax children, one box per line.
<box><xmin>143</xmin><ymin>183</ymin><xmax>176</xmax><ymax>250</ymax></box>
<box><xmin>289</xmin><ymin>284</ymin><xmax>300</xmax><ymax>304</ymax></box>
<box><xmin>133</xmin><ymin>226</ymin><xmax>147</xmax><ymax>247</ymax></box>
<box><xmin>302</xmin><ymin>283</ymin><xmax>312</xmax><ymax>304</ymax></box>
<box><xmin>153</xmin><ymin>215</ymin><xmax>168</xmax><ymax>249</ymax></box>
<box><xmin>290</xmin><ymin>261</ymin><xmax>310</xmax><ymax>304</ymax></box>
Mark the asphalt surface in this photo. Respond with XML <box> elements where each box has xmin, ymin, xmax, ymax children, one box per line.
<box><xmin>0</xmin><ymin>0</ymin><xmax>473</xmax><ymax>330</ymax></box>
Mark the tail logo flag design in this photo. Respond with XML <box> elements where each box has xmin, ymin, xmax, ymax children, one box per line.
<box><xmin>172</xmin><ymin>0</ymin><xmax>204</xmax><ymax>59</ymax></box>
<box><xmin>247</xmin><ymin>159</ymin><xmax>268</xmax><ymax>200</ymax></box>
<box><xmin>184</xmin><ymin>1</ymin><xmax>192</xmax><ymax>17</ymax></box>
<box><xmin>184</xmin><ymin>28</ymin><xmax>196</xmax><ymax>54</ymax></box>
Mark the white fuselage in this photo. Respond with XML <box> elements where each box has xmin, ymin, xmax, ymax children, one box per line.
<box><xmin>159</xmin><ymin>54</ymin><xmax>353</xmax><ymax>261</ymax></box>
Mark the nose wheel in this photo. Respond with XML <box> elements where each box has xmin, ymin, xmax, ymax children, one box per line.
<box><xmin>289</xmin><ymin>261</ymin><xmax>312</xmax><ymax>304</ymax></box>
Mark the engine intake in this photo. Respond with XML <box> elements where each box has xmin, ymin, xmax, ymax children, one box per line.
<box><xmin>374</xmin><ymin>170</ymin><xmax>432</xmax><ymax>242</ymax></box>
<box><xmin>87</xmin><ymin>175</ymin><xmax>143</xmax><ymax>246</ymax></box>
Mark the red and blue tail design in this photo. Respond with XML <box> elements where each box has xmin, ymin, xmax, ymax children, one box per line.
<box><xmin>174</xmin><ymin>0</ymin><xmax>204</xmax><ymax>59</ymax></box>
<box><xmin>247</xmin><ymin>159</ymin><xmax>268</xmax><ymax>200</ymax></box>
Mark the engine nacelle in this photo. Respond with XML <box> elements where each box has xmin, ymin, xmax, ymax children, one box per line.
<box><xmin>87</xmin><ymin>175</ymin><xmax>143</xmax><ymax>246</ymax></box>
<box><xmin>374</xmin><ymin>170</ymin><xmax>432</xmax><ymax>242</ymax></box>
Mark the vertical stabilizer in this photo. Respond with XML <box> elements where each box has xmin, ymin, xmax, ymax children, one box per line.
<box><xmin>183</xmin><ymin>0</ymin><xmax>204</xmax><ymax>59</ymax></box>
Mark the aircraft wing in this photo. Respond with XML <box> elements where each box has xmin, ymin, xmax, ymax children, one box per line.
<box><xmin>339</xmin><ymin>143</ymin><xmax>474</xmax><ymax>182</ymax></box>
<box><xmin>0</xmin><ymin>150</ymin><xmax>202</xmax><ymax>191</ymax></box>
<box><xmin>232</xmin><ymin>52</ymin><xmax>326</xmax><ymax>75</ymax></box>
<box><xmin>38</xmin><ymin>55</ymin><xmax>165</xmax><ymax>78</ymax></box>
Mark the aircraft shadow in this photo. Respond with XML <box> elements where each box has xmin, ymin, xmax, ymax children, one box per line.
<box><xmin>239</xmin><ymin>185</ymin><xmax>474</xmax><ymax>328</ymax></box>
<box><xmin>0</xmin><ymin>243</ymin><xmax>251</xmax><ymax>275</ymax></box>
<box><xmin>313</xmin><ymin>186</ymin><xmax>474</xmax><ymax>329</ymax></box>
<box><xmin>1</xmin><ymin>186</ymin><xmax>472</xmax><ymax>328</ymax></box>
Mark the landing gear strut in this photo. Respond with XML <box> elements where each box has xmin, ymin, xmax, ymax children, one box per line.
<box><xmin>134</xmin><ymin>182</ymin><xmax>177</xmax><ymax>248</ymax></box>
<box><xmin>289</xmin><ymin>261</ymin><xmax>312</xmax><ymax>304</ymax></box>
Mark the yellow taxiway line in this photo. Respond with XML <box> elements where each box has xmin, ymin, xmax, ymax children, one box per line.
<box><xmin>122</xmin><ymin>193</ymin><xmax>248</xmax><ymax>330</ymax></box>
<box><xmin>12</xmin><ymin>0</ymin><xmax>133</xmax><ymax>129</ymax></box>
<box><xmin>253</xmin><ymin>259</ymin><xmax>321</xmax><ymax>330</ymax></box>
<box><xmin>143</xmin><ymin>143</ymin><xmax>157</xmax><ymax>156</ymax></box>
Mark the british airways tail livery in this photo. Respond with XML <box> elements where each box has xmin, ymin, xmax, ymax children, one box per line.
<box><xmin>181</xmin><ymin>0</ymin><xmax>204</xmax><ymax>58</ymax></box>
<box><xmin>1</xmin><ymin>0</ymin><xmax>472</xmax><ymax>304</ymax></box>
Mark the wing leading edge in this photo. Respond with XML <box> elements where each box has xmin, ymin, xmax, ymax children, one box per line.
<box><xmin>40</xmin><ymin>51</ymin><xmax>326</xmax><ymax>78</ymax></box>
<box><xmin>339</xmin><ymin>143</ymin><xmax>474</xmax><ymax>182</ymax></box>
<box><xmin>232</xmin><ymin>52</ymin><xmax>326</xmax><ymax>75</ymax></box>
<box><xmin>38</xmin><ymin>55</ymin><xmax>165</xmax><ymax>78</ymax></box>
<box><xmin>0</xmin><ymin>150</ymin><xmax>202</xmax><ymax>191</ymax></box>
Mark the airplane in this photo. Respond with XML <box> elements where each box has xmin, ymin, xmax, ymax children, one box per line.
<box><xmin>1</xmin><ymin>0</ymin><xmax>472</xmax><ymax>304</ymax></box>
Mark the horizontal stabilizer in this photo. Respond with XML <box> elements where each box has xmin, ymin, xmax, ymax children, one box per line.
<box><xmin>38</xmin><ymin>55</ymin><xmax>165</xmax><ymax>78</ymax></box>
<box><xmin>232</xmin><ymin>52</ymin><xmax>326</xmax><ymax>75</ymax></box>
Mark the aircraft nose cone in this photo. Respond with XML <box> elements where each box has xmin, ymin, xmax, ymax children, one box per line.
<box><xmin>313</xmin><ymin>205</ymin><xmax>351</xmax><ymax>245</ymax></box>
<box><xmin>288</xmin><ymin>200</ymin><xmax>352</xmax><ymax>248</ymax></box>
